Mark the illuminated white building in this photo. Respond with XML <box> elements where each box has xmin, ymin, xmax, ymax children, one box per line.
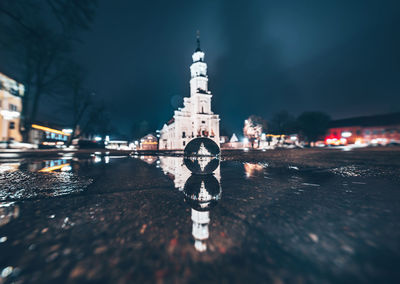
<box><xmin>160</xmin><ymin>36</ymin><xmax>220</xmax><ymax>150</ymax></box>
<box><xmin>0</xmin><ymin>73</ymin><xmax>24</xmax><ymax>141</ymax></box>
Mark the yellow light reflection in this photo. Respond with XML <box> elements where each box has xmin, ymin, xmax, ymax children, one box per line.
<box><xmin>31</xmin><ymin>124</ymin><xmax>70</xmax><ymax>136</ymax></box>
<box><xmin>38</xmin><ymin>163</ymin><xmax>70</xmax><ymax>173</ymax></box>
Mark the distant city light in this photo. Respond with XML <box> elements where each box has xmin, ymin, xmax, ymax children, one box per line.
<box><xmin>62</xmin><ymin>129</ymin><xmax>73</xmax><ymax>134</ymax></box>
<box><xmin>325</xmin><ymin>137</ymin><xmax>347</xmax><ymax>146</ymax></box>
<box><xmin>341</xmin><ymin>131</ymin><xmax>352</xmax><ymax>138</ymax></box>
<box><xmin>60</xmin><ymin>165</ymin><xmax>72</xmax><ymax>172</ymax></box>
<box><xmin>94</xmin><ymin>136</ymin><xmax>102</xmax><ymax>141</ymax></box>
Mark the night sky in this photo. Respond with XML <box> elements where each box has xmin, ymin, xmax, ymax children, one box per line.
<box><xmin>44</xmin><ymin>0</ymin><xmax>400</xmax><ymax>135</ymax></box>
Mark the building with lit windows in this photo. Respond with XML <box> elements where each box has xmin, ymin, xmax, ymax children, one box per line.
<box><xmin>160</xmin><ymin>36</ymin><xmax>220</xmax><ymax>150</ymax></box>
<box><xmin>325</xmin><ymin>112</ymin><xmax>400</xmax><ymax>146</ymax></box>
<box><xmin>30</xmin><ymin>124</ymin><xmax>71</xmax><ymax>148</ymax></box>
<box><xmin>0</xmin><ymin>72</ymin><xmax>24</xmax><ymax>142</ymax></box>
<box><xmin>139</xmin><ymin>134</ymin><xmax>158</xmax><ymax>150</ymax></box>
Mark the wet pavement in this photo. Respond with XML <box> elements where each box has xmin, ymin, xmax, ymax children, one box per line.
<box><xmin>0</xmin><ymin>148</ymin><xmax>399</xmax><ymax>283</ymax></box>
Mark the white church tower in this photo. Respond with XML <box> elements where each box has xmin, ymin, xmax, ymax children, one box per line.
<box><xmin>160</xmin><ymin>34</ymin><xmax>220</xmax><ymax>150</ymax></box>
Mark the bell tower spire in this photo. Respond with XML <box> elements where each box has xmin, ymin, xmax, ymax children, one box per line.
<box><xmin>159</xmin><ymin>33</ymin><xmax>220</xmax><ymax>150</ymax></box>
<box><xmin>190</xmin><ymin>32</ymin><xmax>208</xmax><ymax>94</ymax></box>
<box><xmin>196</xmin><ymin>30</ymin><xmax>201</xmax><ymax>52</ymax></box>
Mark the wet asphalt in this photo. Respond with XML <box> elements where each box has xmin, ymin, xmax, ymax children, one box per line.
<box><xmin>0</xmin><ymin>148</ymin><xmax>399</xmax><ymax>283</ymax></box>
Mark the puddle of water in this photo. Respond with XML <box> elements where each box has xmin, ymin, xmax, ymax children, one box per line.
<box><xmin>0</xmin><ymin>153</ymin><xmax>131</xmax><ymax>201</ymax></box>
<box><xmin>0</xmin><ymin>152</ymin><xmax>399</xmax><ymax>283</ymax></box>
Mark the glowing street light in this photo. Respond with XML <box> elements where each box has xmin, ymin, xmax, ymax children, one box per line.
<box><xmin>341</xmin><ymin>131</ymin><xmax>352</xmax><ymax>138</ymax></box>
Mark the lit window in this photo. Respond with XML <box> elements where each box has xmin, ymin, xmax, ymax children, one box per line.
<box><xmin>9</xmin><ymin>104</ymin><xmax>17</xmax><ymax>111</ymax></box>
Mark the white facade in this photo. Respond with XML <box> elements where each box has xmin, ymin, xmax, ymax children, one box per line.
<box><xmin>0</xmin><ymin>73</ymin><xmax>24</xmax><ymax>141</ymax></box>
<box><xmin>160</xmin><ymin>37</ymin><xmax>220</xmax><ymax>150</ymax></box>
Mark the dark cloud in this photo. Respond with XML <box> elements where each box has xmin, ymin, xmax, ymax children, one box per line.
<box><xmin>69</xmin><ymin>0</ymin><xmax>400</xmax><ymax>135</ymax></box>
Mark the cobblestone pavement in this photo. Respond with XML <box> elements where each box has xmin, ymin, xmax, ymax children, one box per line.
<box><xmin>0</xmin><ymin>148</ymin><xmax>399</xmax><ymax>283</ymax></box>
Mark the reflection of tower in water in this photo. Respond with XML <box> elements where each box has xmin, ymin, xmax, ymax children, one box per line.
<box><xmin>158</xmin><ymin>137</ymin><xmax>221</xmax><ymax>252</ymax></box>
<box><xmin>159</xmin><ymin>156</ymin><xmax>220</xmax><ymax>190</ymax></box>
<box><xmin>183</xmin><ymin>173</ymin><xmax>221</xmax><ymax>252</ymax></box>
<box><xmin>158</xmin><ymin>156</ymin><xmax>192</xmax><ymax>190</ymax></box>
<box><xmin>158</xmin><ymin>158</ymin><xmax>221</xmax><ymax>252</ymax></box>
<box><xmin>191</xmin><ymin>209</ymin><xmax>209</xmax><ymax>252</ymax></box>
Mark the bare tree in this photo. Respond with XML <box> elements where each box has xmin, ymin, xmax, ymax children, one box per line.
<box><xmin>0</xmin><ymin>0</ymin><xmax>97</xmax><ymax>141</ymax></box>
<box><xmin>62</xmin><ymin>62</ymin><xmax>94</xmax><ymax>145</ymax></box>
<box><xmin>80</xmin><ymin>102</ymin><xmax>112</xmax><ymax>140</ymax></box>
<box><xmin>297</xmin><ymin>112</ymin><xmax>331</xmax><ymax>145</ymax></box>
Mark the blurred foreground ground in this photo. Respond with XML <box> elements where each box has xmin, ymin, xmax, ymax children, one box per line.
<box><xmin>0</xmin><ymin>147</ymin><xmax>399</xmax><ymax>283</ymax></box>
